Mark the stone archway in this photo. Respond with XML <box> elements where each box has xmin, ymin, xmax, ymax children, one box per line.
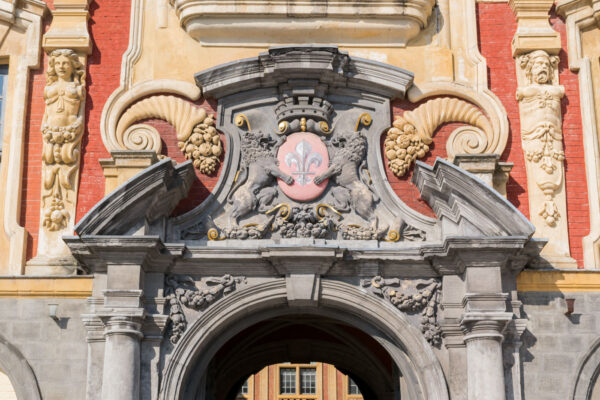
<box><xmin>159</xmin><ymin>279</ymin><xmax>449</xmax><ymax>400</ymax></box>
<box><xmin>571</xmin><ymin>337</ymin><xmax>600</xmax><ymax>399</ymax></box>
<box><xmin>0</xmin><ymin>333</ymin><xmax>42</xmax><ymax>400</ymax></box>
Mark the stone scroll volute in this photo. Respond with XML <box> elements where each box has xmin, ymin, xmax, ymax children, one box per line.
<box><xmin>384</xmin><ymin>97</ymin><xmax>495</xmax><ymax>177</ymax></box>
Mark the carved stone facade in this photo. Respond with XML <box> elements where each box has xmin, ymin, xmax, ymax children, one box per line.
<box><xmin>1</xmin><ymin>2</ymin><xmax>600</xmax><ymax>400</ymax></box>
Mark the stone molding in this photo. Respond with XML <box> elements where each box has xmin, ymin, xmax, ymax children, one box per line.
<box><xmin>170</xmin><ymin>0</ymin><xmax>436</xmax><ymax>47</ymax></box>
<box><xmin>0</xmin><ymin>0</ymin><xmax>46</xmax><ymax>274</ymax></box>
<box><xmin>556</xmin><ymin>0</ymin><xmax>600</xmax><ymax>268</ymax></box>
<box><xmin>195</xmin><ymin>46</ymin><xmax>414</xmax><ymax>100</ymax></box>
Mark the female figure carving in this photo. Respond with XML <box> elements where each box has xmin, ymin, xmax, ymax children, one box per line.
<box><xmin>41</xmin><ymin>49</ymin><xmax>86</xmax><ymax>231</ymax></box>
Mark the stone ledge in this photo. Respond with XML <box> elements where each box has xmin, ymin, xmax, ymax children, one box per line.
<box><xmin>517</xmin><ymin>270</ymin><xmax>600</xmax><ymax>292</ymax></box>
<box><xmin>0</xmin><ymin>277</ymin><xmax>93</xmax><ymax>298</ymax></box>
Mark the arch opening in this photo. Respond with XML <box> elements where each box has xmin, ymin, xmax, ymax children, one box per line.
<box><xmin>159</xmin><ymin>279</ymin><xmax>449</xmax><ymax>400</ymax></box>
<box><xmin>205</xmin><ymin>315</ymin><xmax>398</xmax><ymax>400</ymax></box>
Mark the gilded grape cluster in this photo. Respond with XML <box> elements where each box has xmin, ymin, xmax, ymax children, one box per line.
<box><xmin>384</xmin><ymin>121</ymin><xmax>429</xmax><ymax>177</ymax></box>
<box><xmin>179</xmin><ymin>116</ymin><xmax>223</xmax><ymax>174</ymax></box>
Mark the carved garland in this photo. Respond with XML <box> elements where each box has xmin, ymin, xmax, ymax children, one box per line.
<box><xmin>361</xmin><ymin>276</ymin><xmax>442</xmax><ymax>346</ymax></box>
<box><xmin>116</xmin><ymin>95</ymin><xmax>223</xmax><ymax>174</ymax></box>
<box><xmin>164</xmin><ymin>274</ymin><xmax>246</xmax><ymax>344</ymax></box>
<box><xmin>384</xmin><ymin>97</ymin><xmax>493</xmax><ymax>177</ymax></box>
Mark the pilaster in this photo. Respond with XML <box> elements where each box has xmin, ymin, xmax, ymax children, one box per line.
<box><xmin>556</xmin><ymin>0</ymin><xmax>600</xmax><ymax>268</ymax></box>
<box><xmin>27</xmin><ymin>0</ymin><xmax>92</xmax><ymax>274</ymax></box>
<box><xmin>511</xmin><ymin>2</ymin><xmax>577</xmax><ymax>268</ymax></box>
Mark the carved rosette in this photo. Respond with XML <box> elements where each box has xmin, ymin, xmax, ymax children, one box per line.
<box><xmin>361</xmin><ymin>276</ymin><xmax>442</xmax><ymax>346</ymax></box>
<box><xmin>384</xmin><ymin>97</ymin><xmax>494</xmax><ymax>177</ymax></box>
<box><xmin>517</xmin><ymin>50</ymin><xmax>565</xmax><ymax>227</ymax></box>
<box><xmin>164</xmin><ymin>274</ymin><xmax>246</xmax><ymax>344</ymax></box>
<box><xmin>40</xmin><ymin>49</ymin><xmax>86</xmax><ymax>232</ymax></box>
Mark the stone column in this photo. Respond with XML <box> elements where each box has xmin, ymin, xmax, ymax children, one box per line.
<box><xmin>462</xmin><ymin>316</ymin><xmax>511</xmax><ymax>400</ymax></box>
<box><xmin>461</xmin><ymin>266</ymin><xmax>512</xmax><ymax>400</ymax></box>
<box><xmin>102</xmin><ymin>314</ymin><xmax>144</xmax><ymax>400</ymax></box>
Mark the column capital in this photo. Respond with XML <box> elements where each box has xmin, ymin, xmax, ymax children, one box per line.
<box><xmin>101</xmin><ymin>313</ymin><xmax>145</xmax><ymax>340</ymax></box>
<box><xmin>460</xmin><ymin>312</ymin><xmax>513</xmax><ymax>343</ymax></box>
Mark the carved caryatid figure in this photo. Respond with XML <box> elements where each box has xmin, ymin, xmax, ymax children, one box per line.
<box><xmin>517</xmin><ymin>50</ymin><xmax>565</xmax><ymax>226</ymax></box>
<box><xmin>41</xmin><ymin>49</ymin><xmax>86</xmax><ymax>231</ymax></box>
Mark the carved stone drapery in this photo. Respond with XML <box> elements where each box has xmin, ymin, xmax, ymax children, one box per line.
<box><xmin>361</xmin><ymin>276</ymin><xmax>442</xmax><ymax>346</ymax></box>
<box><xmin>516</xmin><ymin>50</ymin><xmax>575</xmax><ymax>267</ymax></box>
<box><xmin>164</xmin><ymin>274</ymin><xmax>245</xmax><ymax>344</ymax></box>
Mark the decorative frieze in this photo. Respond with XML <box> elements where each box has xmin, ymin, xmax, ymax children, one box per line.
<box><xmin>361</xmin><ymin>276</ymin><xmax>442</xmax><ymax>346</ymax></box>
<box><xmin>164</xmin><ymin>274</ymin><xmax>246</xmax><ymax>344</ymax></box>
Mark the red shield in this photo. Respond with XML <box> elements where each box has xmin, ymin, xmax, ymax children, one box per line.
<box><xmin>277</xmin><ymin>132</ymin><xmax>329</xmax><ymax>202</ymax></box>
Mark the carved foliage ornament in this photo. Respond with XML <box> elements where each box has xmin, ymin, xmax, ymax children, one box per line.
<box><xmin>41</xmin><ymin>49</ymin><xmax>86</xmax><ymax>231</ymax></box>
<box><xmin>516</xmin><ymin>50</ymin><xmax>564</xmax><ymax>226</ymax></box>
<box><xmin>164</xmin><ymin>274</ymin><xmax>246</xmax><ymax>344</ymax></box>
<box><xmin>384</xmin><ymin>97</ymin><xmax>493</xmax><ymax>177</ymax></box>
<box><xmin>116</xmin><ymin>95</ymin><xmax>224</xmax><ymax>174</ymax></box>
<box><xmin>361</xmin><ymin>276</ymin><xmax>442</xmax><ymax>346</ymax></box>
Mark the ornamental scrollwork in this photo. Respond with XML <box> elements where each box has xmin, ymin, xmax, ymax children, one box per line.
<box><xmin>361</xmin><ymin>276</ymin><xmax>442</xmax><ymax>346</ymax></box>
<box><xmin>164</xmin><ymin>274</ymin><xmax>246</xmax><ymax>344</ymax></box>
<box><xmin>116</xmin><ymin>95</ymin><xmax>224</xmax><ymax>174</ymax></box>
<box><xmin>41</xmin><ymin>49</ymin><xmax>86</xmax><ymax>231</ymax></box>
<box><xmin>384</xmin><ymin>97</ymin><xmax>493</xmax><ymax>177</ymax></box>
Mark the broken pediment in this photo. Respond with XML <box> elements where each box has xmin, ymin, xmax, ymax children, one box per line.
<box><xmin>71</xmin><ymin>47</ymin><xmax>541</xmax><ymax>275</ymax></box>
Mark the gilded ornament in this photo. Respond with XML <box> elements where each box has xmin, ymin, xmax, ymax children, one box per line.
<box><xmin>355</xmin><ymin>113</ymin><xmax>373</xmax><ymax>131</ymax></box>
<box><xmin>234</xmin><ymin>114</ymin><xmax>251</xmax><ymax>130</ymax></box>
